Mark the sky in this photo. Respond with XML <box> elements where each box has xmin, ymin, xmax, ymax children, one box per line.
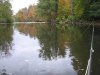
<box><xmin>10</xmin><ymin>0</ymin><xmax>38</xmax><ymax>15</ymax></box>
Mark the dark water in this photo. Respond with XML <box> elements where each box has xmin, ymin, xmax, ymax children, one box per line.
<box><xmin>0</xmin><ymin>23</ymin><xmax>100</xmax><ymax>75</ymax></box>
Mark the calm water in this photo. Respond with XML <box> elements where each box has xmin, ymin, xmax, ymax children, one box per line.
<box><xmin>0</xmin><ymin>23</ymin><xmax>100</xmax><ymax>75</ymax></box>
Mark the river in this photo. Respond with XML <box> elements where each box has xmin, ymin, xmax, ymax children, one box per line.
<box><xmin>0</xmin><ymin>23</ymin><xmax>100</xmax><ymax>75</ymax></box>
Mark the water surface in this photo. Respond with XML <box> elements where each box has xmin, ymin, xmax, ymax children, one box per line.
<box><xmin>0</xmin><ymin>23</ymin><xmax>100</xmax><ymax>75</ymax></box>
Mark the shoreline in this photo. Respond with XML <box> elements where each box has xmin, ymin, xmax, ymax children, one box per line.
<box><xmin>65</xmin><ymin>20</ymin><xmax>100</xmax><ymax>28</ymax></box>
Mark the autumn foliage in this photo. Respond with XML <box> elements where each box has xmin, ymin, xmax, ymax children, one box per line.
<box><xmin>15</xmin><ymin>0</ymin><xmax>100</xmax><ymax>22</ymax></box>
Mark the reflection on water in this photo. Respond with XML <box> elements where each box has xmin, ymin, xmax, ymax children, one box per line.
<box><xmin>0</xmin><ymin>23</ymin><xmax>100</xmax><ymax>75</ymax></box>
<box><xmin>0</xmin><ymin>69</ymin><xmax>10</xmax><ymax>75</ymax></box>
<box><xmin>16</xmin><ymin>24</ymin><xmax>85</xmax><ymax>60</ymax></box>
<box><xmin>0</xmin><ymin>25</ymin><xmax>13</xmax><ymax>58</ymax></box>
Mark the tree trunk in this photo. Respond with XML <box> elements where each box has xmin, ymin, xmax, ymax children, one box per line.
<box><xmin>55</xmin><ymin>0</ymin><xmax>58</xmax><ymax>21</ymax></box>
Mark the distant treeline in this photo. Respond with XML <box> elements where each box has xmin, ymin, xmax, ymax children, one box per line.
<box><xmin>15</xmin><ymin>5</ymin><xmax>42</xmax><ymax>22</ymax></box>
<box><xmin>15</xmin><ymin>0</ymin><xmax>100</xmax><ymax>22</ymax></box>
<box><xmin>0</xmin><ymin>0</ymin><xmax>12</xmax><ymax>23</ymax></box>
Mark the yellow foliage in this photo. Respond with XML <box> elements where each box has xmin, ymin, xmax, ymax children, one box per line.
<box><xmin>58</xmin><ymin>0</ymin><xmax>72</xmax><ymax>20</ymax></box>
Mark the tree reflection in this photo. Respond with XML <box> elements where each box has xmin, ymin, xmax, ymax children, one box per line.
<box><xmin>0</xmin><ymin>24</ymin><xmax>13</xmax><ymax>58</ymax></box>
<box><xmin>0</xmin><ymin>69</ymin><xmax>9</xmax><ymax>75</ymax></box>
<box><xmin>37</xmin><ymin>24</ymin><xmax>70</xmax><ymax>60</ymax></box>
<box><xmin>16</xmin><ymin>24</ymin><xmax>69</xmax><ymax>60</ymax></box>
<box><xmin>37</xmin><ymin>24</ymin><xmax>88</xmax><ymax>61</ymax></box>
<box><xmin>68</xmin><ymin>25</ymin><xmax>91</xmax><ymax>75</ymax></box>
<box><xmin>37</xmin><ymin>24</ymin><xmax>91</xmax><ymax>75</ymax></box>
<box><xmin>16</xmin><ymin>23</ymin><xmax>99</xmax><ymax>75</ymax></box>
<box><xmin>91</xmin><ymin>29</ymin><xmax>100</xmax><ymax>75</ymax></box>
<box><xmin>15</xmin><ymin>23</ymin><xmax>39</xmax><ymax>39</ymax></box>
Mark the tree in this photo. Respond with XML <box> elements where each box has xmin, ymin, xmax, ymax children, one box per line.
<box><xmin>57</xmin><ymin>0</ymin><xmax>71</xmax><ymax>21</ymax></box>
<box><xmin>37</xmin><ymin>0</ymin><xmax>58</xmax><ymax>22</ymax></box>
<box><xmin>16</xmin><ymin>8</ymin><xmax>28</xmax><ymax>22</ymax></box>
<box><xmin>73</xmin><ymin>0</ymin><xmax>86</xmax><ymax>19</ymax></box>
<box><xmin>27</xmin><ymin>5</ymin><xmax>37</xmax><ymax>21</ymax></box>
<box><xmin>0</xmin><ymin>0</ymin><xmax>12</xmax><ymax>23</ymax></box>
<box><xmin>15</xmin><ymin>4</ymin><xmax>38</xmax><ymax>22</ymax></box>
<box><xmin>87</xmin><ymin>0</ymin><xmax>100</xmax><ymax>19</ymax></box>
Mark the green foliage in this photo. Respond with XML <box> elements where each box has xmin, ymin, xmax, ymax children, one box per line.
<box><xmin>15</xmin><ymin>0</ymin><xmax>100</xmax><ymax>22</ymax></box>
<box><xmin>73</xmin><ymin>0</ymin><xmax>87</xmax><ymax>19</ymax></box>
<box><xmin>0</xmin><ymin>24</ymin><xmax>13</xmax><ymax>57</ymax></box>
<box><xmin>67</xmin><ymin>15</ymin><xmax>76</xmax><ymax>20</ymax></box>
<box><xmin>37</xmin><ymin>0</ymin><xmax>57</xmax><ymax>22</ymax></box>
<box><xmin>37</xmin><ymin>0</ymin><xmax>100</xmax><ymax>21</ymax></box>
<box><xmin>0</xmin><ymin>0</ymin><xmax>12</xmax><ymax>23</ymax></box>
<box><xmin>57</xmin><ymin>0</ymin><xmax>71</xmax><ymax>21</ymax></box>
<box><xmin>87</xmin><ymin>2</ymin><xmax>100</xmax><ymax>19</ymax></box>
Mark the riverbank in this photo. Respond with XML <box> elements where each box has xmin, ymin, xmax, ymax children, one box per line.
<box><xmin>65</xmin><ymin>20</ymin><xmax>100</xmax><ymax>28</ymax></box>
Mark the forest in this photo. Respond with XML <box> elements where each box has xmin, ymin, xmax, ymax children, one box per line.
<box><xmin>0</xmin><ymin>0</ymin><xmax>12</xmax><ymax>23</ymax></box>
<box><xmin>0</xmin><ymin>0</ymin><xmax>100</xmax><ymax>23</ymax></box>
<box><xmin>15</xmin><ymin>0</ymin><xmax>100</xmax><ymax>23</ymax></box>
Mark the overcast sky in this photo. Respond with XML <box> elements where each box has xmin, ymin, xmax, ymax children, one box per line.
<box><xmin>10</xmin><ymin>0</ymin><xmax>38</xmax><ymax>15</ymax></box>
